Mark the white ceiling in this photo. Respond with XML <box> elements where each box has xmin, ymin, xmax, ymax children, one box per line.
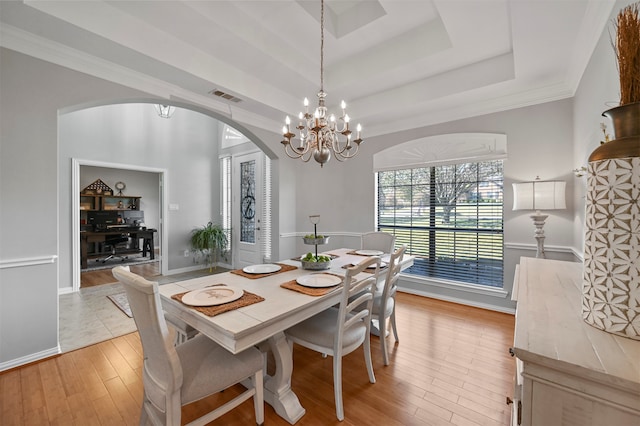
<box><xmin>0</xmin><ymin>0</ymin><xmax>616</xmax><ymax>138</ymax></box>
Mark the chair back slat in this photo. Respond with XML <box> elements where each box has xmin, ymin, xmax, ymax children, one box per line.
<box><xmin>381</xmin><ymin>245</ymin><xmax>406</xmax><ymax>304</ymax></box>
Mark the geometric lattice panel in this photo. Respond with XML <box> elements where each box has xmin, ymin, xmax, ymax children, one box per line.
<box><xmin>81</xmin><ymin>179</ymin><xmax>113</xmax><ymax>195</ymax></box>
<box><xmin>582</xmin><ymin>157</ymin><xmax>640</xmax><ymax>340</ymax></box>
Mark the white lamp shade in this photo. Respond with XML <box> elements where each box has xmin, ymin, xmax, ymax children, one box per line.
<box><xmin>512</xmin><ymin>180</ymin><xmax>566</xmax><ymax>211</ymax></box>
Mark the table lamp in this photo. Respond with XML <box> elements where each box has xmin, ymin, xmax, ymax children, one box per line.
<box><xmin>512</xmin><ymin>177</ymin><xmax>566</xmax><ymax>258</ymax></box>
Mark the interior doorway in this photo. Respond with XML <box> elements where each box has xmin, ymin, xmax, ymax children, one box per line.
<box><xmin>71</xmin><ymin>159</ymin><xmax>168</xmax><ymax>292</ymax></box>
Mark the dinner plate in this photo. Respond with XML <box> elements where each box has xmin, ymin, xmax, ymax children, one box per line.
<box><xmin>181</xmin><ymin>286</ymin><xmax>243</xmax><ymax>307</ymax></box>
<box><xmin>355</xmin><ymin>249</ymin><xmax>384</xmax><ymax>256</ymax></box>
<box><xmin>296</xmin><ymin>273</ymin><xmax>342</xmax><ymax>288</ymax></box>
<box><xmin>352</xmin><ymin>260</ymin><xmax>387</xmax><ymax>269</ymax></box>
<box><xmin>242</xmin><ymin>263</ymin><xmax>282</xmax><ymax>274</ymax></box>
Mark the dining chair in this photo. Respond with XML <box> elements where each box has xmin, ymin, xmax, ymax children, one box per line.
<box><xmin>361</xmin><ymin>231</ymin><xmax>395</xmax><ymax>254</ymax></box>
<box><xmin>371</xmin><ymin>245</ymin><xmax>406</xmax><ymax>365</ymax></box>
<box><xmin>285</xmin><ymin>256</ymin><xmax>381</xmax><ymax>421</ymax></box>
<box><xmin>111</xmin><ymin>266</ymin><xmax>264</xmax><ymax>426</ymax></box>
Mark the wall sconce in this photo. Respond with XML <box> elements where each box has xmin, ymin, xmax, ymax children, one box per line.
<box><xmin>154</xmin><ymin>104</ymin><xmax>175</xmax><ymax>119</ymax></box>
<box><xmin>512</xmin><ymin>176</ymin><xmax>566</xmax><ymax>258</ymax></box>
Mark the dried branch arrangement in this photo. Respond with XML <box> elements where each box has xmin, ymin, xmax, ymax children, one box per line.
<box><xmin>613</xmin><ymin>2</ymin><xmax>640</xmax><ymax>105</ymax></box>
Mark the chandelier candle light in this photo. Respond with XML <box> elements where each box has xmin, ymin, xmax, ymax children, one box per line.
<box><xmin>281</xmin><ymin>0</ymin><xmax>363</xmax><ymax>167</ymax></box>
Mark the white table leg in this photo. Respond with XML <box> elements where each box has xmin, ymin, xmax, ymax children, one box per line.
<box><xmin>262</xmin><ymin>331</ymin><xmax>305</xmax><ymax>424</ymax></box>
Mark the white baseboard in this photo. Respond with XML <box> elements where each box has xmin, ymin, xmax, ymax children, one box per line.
<box><xmin>165</xmin><ymin>261</ymin><xmax>232</xmax><ymax>276</ymax></box>
<box><xmin>0</xmin><ymin>345</ymin><xmax>60</xmax><ymax>372</ymax></box>
<box><xmin>398</xmin><ymin>287</ymin><xmax>516</xmax><ymax>315</ymax></box>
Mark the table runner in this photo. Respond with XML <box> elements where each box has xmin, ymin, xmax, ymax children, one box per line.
<box><xmin>171</xmin><ymin>288</ymin><xmax>265</xmax><ymax>316</ymax></box>
<box><xmin>230</xmin><ymin>262</ymin><xmax>298</xmax><ymax>279</ymax></box>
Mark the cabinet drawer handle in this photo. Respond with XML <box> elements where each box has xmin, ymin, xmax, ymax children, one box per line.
<box><xmin>509</xmin><ymin>347</ymin><xmax>515</xmax><ymax>357</ymax></box>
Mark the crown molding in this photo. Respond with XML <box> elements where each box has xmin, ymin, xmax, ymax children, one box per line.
<box><xmin>564</xmin><ymin>0</ymin><xmax>616</xmax><ymax>91</ymax></box>
<box><xmin>365</xmin><ymin>82</ymin><xmax>575</xmax><ymax>138</ymax></box>
<box><xmin>0</xmin><ymin>24</ymin><xmax>282</xmax><ymax>133</ymax></box>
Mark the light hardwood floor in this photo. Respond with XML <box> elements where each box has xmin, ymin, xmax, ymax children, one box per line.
<box><xmin>3</xmin><ymin>291</ymin><xmax>516</xmax><ymax>425</ymax></box>
<box><xmin>81</xmin><ymin>260</ymin><xmax>161</xmax><ymax>288</ymax></box>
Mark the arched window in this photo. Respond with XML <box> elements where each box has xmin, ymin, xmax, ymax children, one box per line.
<box><xmin>374</xmin><ymin>133</ymin><xmax>506</xmax><ymax>287</ymax></box>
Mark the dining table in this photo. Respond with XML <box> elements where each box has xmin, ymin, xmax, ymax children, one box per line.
<box><xmin>159</xmin><ymin>247</ymin><xmax>413</xmax><ymax>424</ymax></box>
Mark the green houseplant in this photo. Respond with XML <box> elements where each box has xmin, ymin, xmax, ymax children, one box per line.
<box><xmin>190</xmin><ymin>222</ymin><xmax>228</xmax><ymax>272</ymax></box>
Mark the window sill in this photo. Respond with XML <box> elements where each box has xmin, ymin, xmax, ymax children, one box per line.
<box><xmin>399</xmin><ymin>272</ymin><xmax>509</xmax><ymax>298</ymax></box>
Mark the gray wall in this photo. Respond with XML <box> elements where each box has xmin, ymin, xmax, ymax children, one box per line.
<box><xmin>0</xmin><ymin>48</ymin><xmax>149</xmax><ymax>369</ymax></box>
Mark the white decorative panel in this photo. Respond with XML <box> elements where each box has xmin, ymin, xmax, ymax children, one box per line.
<box><xmin>582</xmin><ymin>157</ymin><xmax>640</xmax><ymax>340</ymax></box>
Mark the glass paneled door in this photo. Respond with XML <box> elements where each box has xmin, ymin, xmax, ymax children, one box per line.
<box><xmin>233</xmin><ymin>152</ymin><xmax>264</xmax><ymax>268</ymax></box>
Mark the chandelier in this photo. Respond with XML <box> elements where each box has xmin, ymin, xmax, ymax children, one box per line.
<box><xmin>281</xmin><ymin>0</ymin><xmax>363</xmax><ymax>168</ymax></box>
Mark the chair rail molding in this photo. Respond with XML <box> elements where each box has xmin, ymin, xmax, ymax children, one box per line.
<box><xmin>0</xmin><ymin>255</ymin><xmax>58</xmax><ymax>270</ymax></box>
<box><xmin>280</xmin><ymin>231</ymin><xmax>362</xmax><ymax>238</ymax></box>
<box><xmin>504</xmin><ymin>242</ymin><xmax>580</xmax><ymax>257</ymax></box>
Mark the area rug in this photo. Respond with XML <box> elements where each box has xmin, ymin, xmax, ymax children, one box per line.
<box><xmin>107</xmin><ymin>292</ymin><xmax>133</xmax><ymax>318</ymax></box>
<box><xmin>83</xmin><ymin>256</ymin><xmax>156</xmax><ymax>272</ymax></box>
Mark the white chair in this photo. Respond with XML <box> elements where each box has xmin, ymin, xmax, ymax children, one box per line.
<box><xmin>372</xmin><ymin>245</ymin><xmax>406</xmax><ymax>365</ymax></box>
<box><xmin>361</xmin><ymin>231</ymin><xmax>395</xmax><ymax>254</ymax></box>
<box><xmin>285</xmin><ymin>256</ymin><xmax>381</xmax><ymax>421</ymax></box>
<box><xmin>111</xmin><ymin>266</ymin><xmax>264</xmax><ymax>426</ymax></box>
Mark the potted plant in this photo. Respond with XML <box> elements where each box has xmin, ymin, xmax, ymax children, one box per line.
<box><xmin>596</xmin><ymin>1</ymin><xmax>640</xmax><ymax>152</ymax></box>
<box><xmin>190</xmin><ymin>222</ymin><xmax>228</xmax><ymax>272</ymax></box>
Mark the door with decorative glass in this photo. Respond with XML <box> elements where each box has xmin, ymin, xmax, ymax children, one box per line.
<box><xmin>233</xmin><ymin>152</ymin><xmax>264</xmax><ymax>268</ymax></box>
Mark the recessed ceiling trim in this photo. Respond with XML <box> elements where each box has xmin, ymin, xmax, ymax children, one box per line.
<box><xmin>296</xmin><ymin>0</ymin><xmax>387</xmax><ymax>39</ymax></box>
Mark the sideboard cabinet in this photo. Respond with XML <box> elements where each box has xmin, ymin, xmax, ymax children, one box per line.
<box><xmin>511</xmin><ymin>257</ymin><xmax>640</xmax><ymax>426</ymax></box>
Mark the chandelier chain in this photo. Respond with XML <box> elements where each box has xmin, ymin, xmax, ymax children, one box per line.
<box><xmin>320</xmin><ymin>0</ymin><xmax>324</xmax><ymax>93</ymax></box>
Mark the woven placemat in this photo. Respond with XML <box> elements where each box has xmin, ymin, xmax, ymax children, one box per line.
<box><xmin>280</xmin><ymin>279</ymin><xmax>341</xmax><ymax>296</ymax></box>
<box><xmin>171</xmin><ymin>289</ymin><xmax>265</xmax><ymax>317</ymax></box>
<box><xmin>280</xmin><ymin>273</ymin><xmax>350</xmax><ymax>297</ymax></box>
<box><xmin>230</xmin><ymin>263</ymin><xmax>298</xmax><ymax>279</ymax></box>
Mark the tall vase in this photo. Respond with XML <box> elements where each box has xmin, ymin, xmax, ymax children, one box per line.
<box><xmin>582</xmin><ymin>102</ymin><xmax>640</xmax><ymax>340</ymax></box>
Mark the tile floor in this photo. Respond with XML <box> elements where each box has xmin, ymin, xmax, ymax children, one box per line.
<box><xmin>59</xmin><ymin>268</ymin><xmax>223</xmax><ymax>353</ymax></box>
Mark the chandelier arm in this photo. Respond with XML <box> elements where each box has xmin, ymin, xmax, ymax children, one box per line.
<box><xmin>336</xmin><ymin>143</ymin><xmax>360</xmax><ymax>161</ymax></box>
<box><xmin>283</xmin><ymin>143</ymin><xmax>307</xmax><ymax>160</ymax></box>
<box><xmin>333</xmin><ymin>140</ymin><xmax>359</xmax><ymax>160</ymax></box>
